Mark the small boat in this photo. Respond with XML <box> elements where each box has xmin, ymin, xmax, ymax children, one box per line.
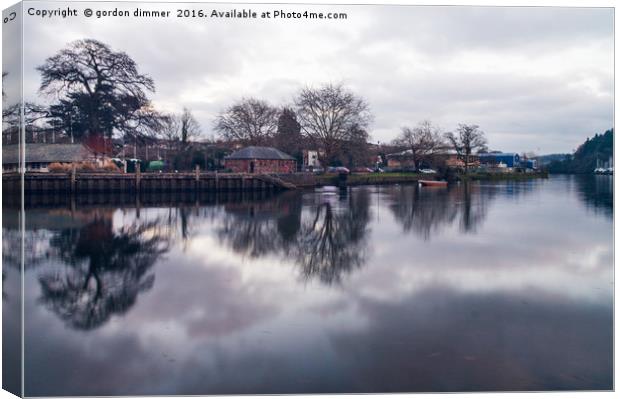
<box><xmin>419</xmin><ymin>180</ymin><xmax>448</xmax><ymax>187</ymax></box>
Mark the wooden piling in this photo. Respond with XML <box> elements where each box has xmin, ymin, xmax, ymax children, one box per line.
<box><xmin>195</xmin><ymin>165</ymin><xmax>200</xmax><ymax>191</ymax></box>
<box><xmin>136</xmin><ymin>163</ymin><xmax>141</xmax><ymax>192</ymax></box>
<box><xmin>70</xmin><ymin>166</ymin><xmax>76</xmax><ymax>194</ymax></box>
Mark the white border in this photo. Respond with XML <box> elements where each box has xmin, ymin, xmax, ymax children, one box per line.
<box><xmin>0</xmin><ymin>1</ymin><xmax>616</xmax><ymax>399</ymax></box>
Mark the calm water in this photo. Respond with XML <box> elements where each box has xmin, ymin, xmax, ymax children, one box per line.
<box><xmin>2</xmin><ymin>175</ymin><xmax>613</xmax><ymax>395</ymax></box>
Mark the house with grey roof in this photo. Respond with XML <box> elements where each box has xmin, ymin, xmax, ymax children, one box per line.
<box><xmin>2</xmin><ymin>143</ymin><xmax>95</xmax><ymax>172</ymax></box>
<box><xmin>224</xmin><ymin>146</ymin><xmax>296</xmax><ymax>174</ymax></box>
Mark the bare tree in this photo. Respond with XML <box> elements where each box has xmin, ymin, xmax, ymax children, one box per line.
<box><xmin>155</xmin><ymin>108</ymin><xmax>200</xmax><ymax>166</ymax></box>
<box><xmin>445</xmin><ymin>124</ymin><xmax>488</xmax><ymax>172</ymax></box>
<box><xmin>158</xmin><ymin>113</ymin><xmax>181</xmax><ymax>144</ymax></box>
<box><xmin>393</xmin><ymin>120</ymin><xmax>446</xmax><ymax>170</ymax></box>
<box><xmin>295</xmin><ymin>83</ymin><xmax>372</xmax><ymax>165</ymax></box>
<box><xmin>214</xmin><ymin>98</ymin><xmax>279</xmax><ymax>145</ymax></box>
<box><xmin>152</xmin><ymin>113</ymin><xmax>178</xmax><ymax>163</ymax></box>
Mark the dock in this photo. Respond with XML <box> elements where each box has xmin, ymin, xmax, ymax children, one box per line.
<box><xmin>2</xmin><ymin>170</ymin><xmax>297</xmax><ymax>194</ymax></box>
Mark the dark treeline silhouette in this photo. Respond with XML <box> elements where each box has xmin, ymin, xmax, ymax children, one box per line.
<box><xmin>3</xmin><ymin>39</ymin><xmax>504</xmax><ymax>172</ymax></box>
<box><xmin>3</xmin><ymin>38</ymin><xmax>608</xmax><ymax>175</ymax></box>
<box><xmin>547</xmin><ymin>129</ymin><xmax>613</xmax><ymax>174</ymax></box>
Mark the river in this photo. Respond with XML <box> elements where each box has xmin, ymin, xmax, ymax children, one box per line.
<box><xmin>2</xmin><ymin>175</ymin><xmax>613</xmax><ymax>395</ymax></box>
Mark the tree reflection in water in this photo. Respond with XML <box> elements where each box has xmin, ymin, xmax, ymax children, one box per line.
<box><xmin>574</xmin><ymin>175</ymin><xmax>613</xmax><ymax>217</ymax></box>
<box><xmin>38</xmin><ymin>211</ymin><xmax>170</xmax><ymax>330</ymax></box>
<box><xmin>293</xmin><ymin>189</ymin><xmax>370</xmax><ymax>284</ymax></box>
<box><xmin>388</xmin><ymin>182</ymin><xmax>497</xmax><ymax>239</ymax></box>
<box><xmin>457</xmin><ymin>183</ymin><xmax>489</xmax><ymax>233</ymax></box>
<box><xmin>217</xmin><ymin>188</ymin><xmax>371</xmax><ymax>285</ymax></box>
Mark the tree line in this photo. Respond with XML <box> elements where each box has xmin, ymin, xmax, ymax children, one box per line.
<box><xmin>3</xmin><ymin>38</ymin><xmax>489</xmax><ymax>171</ymax></box>
<box><xmin>213</xmin><ymin>83</ymin><xmax>373</xmax><ymax>167</ymax></box>
<box><xmin>392</xmin><ymin>120</ymin><xmax>488</xmax><ymax>172</ymax></box>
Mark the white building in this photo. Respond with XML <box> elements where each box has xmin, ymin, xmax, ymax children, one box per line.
<box><xmin>303</xmin><ymin>150</ymin><xmax>321</xmax><ymax>170</ymax></box>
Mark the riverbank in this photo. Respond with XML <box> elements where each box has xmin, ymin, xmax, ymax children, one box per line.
<box><xmin>456</xmin><ymin>171</ymin><xmax>549</xmax><ymax>181</ymax></box>
<box><xmin>314</xmin><ymin>172</ymin><xmax>424</xmax><ymax>187</ymax></box>
<box><xmin>310</xmin><ymin>171</ymin><xmax>548</xmax><ymax>186</ymax></box>
<box><xmin>3</xmin><ymin>170</ymin><xmax>548</xmax><ymax>195</ymax></box>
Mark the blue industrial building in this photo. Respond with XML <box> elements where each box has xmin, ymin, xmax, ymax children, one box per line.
<box><xmin>479</xmin><ymin>153</ymin><xmax>521</xmax><ymax>168</ymax></box>
<box><xmin>522</xmin><ymin>159</ymin><xmax>537</xmax><ymax>169</ymax></box>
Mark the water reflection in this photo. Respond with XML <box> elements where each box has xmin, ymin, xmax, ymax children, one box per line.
<box><xmin>38</xmin><ymin>210</ymin><xmax>170</xmax><ymax>330</ymax></box>
<box><xmin>329</xmin><ymin>285</ymin><xmax>612</xmax><ymax>391</ymax></box>
<box><xmin>387</xmin><ymin>181</ymin><xmax>541</xmax><ymax>239</ymax></box>
<box><xmin>1</xmin><ymin>206</ymin><xmax>22</xmax><ymax>397</ymax></box>
<box><xmin>217</xmin><ymin>188</ymin><xmax>371</xmax><ymax>284</ymax></box>
<box><xmin>2</xmin><ymin>176</ymin><xmax>613</xmax><ymax>395</ymax></box>
<box><xmin>574</xmin><ymin>175</ymin><xmax>613</xmax><ymax>217</ymax></box>
<box><xmin>218</xmin><ymin>192</ymin><xmax>302</xmax><ymax>258</ymax></box>
<box><xmin>388</xmin><ymin>183</ymin><xmax>481</xmax><ymax>239</ymax></box>
<box><xmin>294</xmin><ymin>188</ymin><xmax>370</xmax><ymax>284</ymax></box>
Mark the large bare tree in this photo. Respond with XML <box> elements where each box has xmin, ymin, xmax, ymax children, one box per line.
<box><xmin>294</xmin><ymin>83</ymin><xmax>372</xmax><ymax>165</ymax></box>
<box><xmin>445</xmin><ymin>124</ymin><xmax>488</xmax><ymax>172</ymax></box>
<box><xmin>393</xmin><ymin>120</ymin><xmax>446</xmax><ymax>169</ymax></box>
<box><xmin>214</xmin><ymin>98</ymin><xmax>279</xmax><ymax>145</ymax></box>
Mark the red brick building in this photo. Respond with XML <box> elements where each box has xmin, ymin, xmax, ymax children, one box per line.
<box><xmin>224</xmin><ymin>146</ymin><xmax>296</xmax><ymax>174</ymax></box>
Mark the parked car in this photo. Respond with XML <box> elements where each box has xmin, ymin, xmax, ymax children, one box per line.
<box><xmin>327</xmin><ymin>166</ymin><xmax>350</xmax><ymax>174</ymax></box>
<box><xmin>419</xmin><ymin>168</ymin><xmax>437</xmax><ymax>174</ymax></box>
<box><xmin>351</xmin><ymin>167</ymin><xmax>374</xmax><ymax>174</ymax></box>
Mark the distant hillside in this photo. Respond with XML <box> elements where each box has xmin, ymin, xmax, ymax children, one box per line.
<box><xmin>546</xmin><ymin>129</ymin><xmax>613</xmax><ymax>174</ymax></box>
<box><xmin>535</xmin><ymin>153</ymin><xmax>571</xmax><ymax>166</ymax></box>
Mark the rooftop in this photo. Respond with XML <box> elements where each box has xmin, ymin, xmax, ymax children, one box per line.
<box><xmin>2</xmin><ymin>143</ymin><xmax>93</xmax><ymax>165</ymax></box>
<box><xmin>225</xmin><ymin>146</ymin><xmax>295</xmax><ymax>161</ymax></box>
<box><xmin>479</xmin><ymin>152</ymin><xmax>518</xmax><ymax>157</ymax></box>
<box><xmin>387</xmin><ymin>148</ymin><xmax>460</xmax><ymax>157</ymax></box>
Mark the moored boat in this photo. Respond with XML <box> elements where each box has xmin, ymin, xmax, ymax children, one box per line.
<box><xmin>419</xmin><ymin>180</ymin><xmax>448</xmax><ymax>187</ymax></box>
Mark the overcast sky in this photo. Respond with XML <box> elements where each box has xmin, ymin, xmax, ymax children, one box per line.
<box><xmin>5</xmin><ymin>2</ymin><xmax>614</xmax><ymax>154</ymax></box>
